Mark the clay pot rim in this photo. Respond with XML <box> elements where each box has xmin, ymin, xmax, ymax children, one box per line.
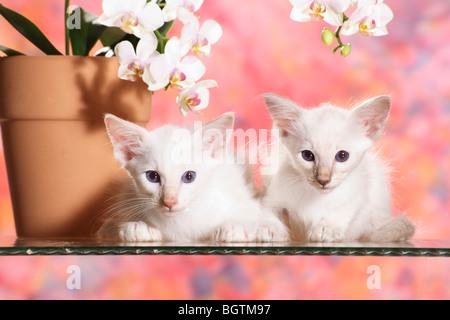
<box><xmin>0</xmin><ymin>55</ymin><xmax>115</xmax><ymax>61</ymax></box>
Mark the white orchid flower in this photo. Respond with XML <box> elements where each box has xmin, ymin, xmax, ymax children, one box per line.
<box><xmin>176</xmin><ymin>80</ymin><xmax>218</xmax><ymax>116</ymax></box>
<box><xmin>96</xmin><ymin>0</ymin><xmax>164</xmax><ymax>38</ymax></box>
<box><xmin>341</xmin><ymin>0</ymin><xmax>394</xmax><ymax>36</ymax></box>
<box><xmin>162</xmin><ymin>0</ymin><xmax>204</xmax><ymax>22</ymax></box>
<box><xmin>144</xmin><ymin>37</ymin><xmax>206</xmax><ymax>92</ymax></box>
<box><xmin>115</xmin><ymin>35</ymin><xmax>159</xmax><ymax>82</ymax></box>
<box><xmin>289</xmin><ymin>0</ymin><xmax>351</xmax><ymax>26</ymax></box>
<box><xmin>180</xmin><ymin>11</ymin><xmax>223</xmax><ymax>57</ymax></box>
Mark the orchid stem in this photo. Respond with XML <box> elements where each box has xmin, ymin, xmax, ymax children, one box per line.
<box><xmin>332</xmin><ymin>13</ymin><xmax>349</xmax><ymax>54</ymax></box>
<box><xmin>64</xmin><ymin>0</ymin><xmax>70</xmax><ymax>55</ymax></box>
<box><xmin>154</xmin><ymin>30</ymin><xmax>168</xmax><ymax>54</ymax></box>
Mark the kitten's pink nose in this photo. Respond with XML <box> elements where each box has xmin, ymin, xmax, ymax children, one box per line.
<box><xmin>316</xmin><ymin>168</ymin><xmax>331</xmax><ymax>187</ymax></box>
<box><xmin>163</xmin><ymin>200</ymin><xmax>178</xmax><ymax>210</ymax></box>
<box><xmin>162</xmin><ymin>187</ymin><xmax>178</xmax><ymax>210</ymax></box>
<box><xmin>317</xmin><ymin>179</ymin><xmax>330</xmax><ymax>187</ymax></box>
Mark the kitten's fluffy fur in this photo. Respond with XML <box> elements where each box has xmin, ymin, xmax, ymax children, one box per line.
<box><xmin>262</xmin><ymin>94</ymin><xmax>415</xmax><ymax>242</ymax></box>
<box><xmin>97</xmin><ymin>113</ymin><xmax>288</xmax><ymax>242</ymax></box>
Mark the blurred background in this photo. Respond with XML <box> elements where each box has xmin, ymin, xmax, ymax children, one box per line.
<box><xmin>0</xmin><ymin>0</ymin><xmax>449</xmax><ymax>299</ymax></box>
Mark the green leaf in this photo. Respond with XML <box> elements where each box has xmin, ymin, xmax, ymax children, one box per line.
<box><xmin>0</xmin><ymin>45</ymin><xmax>25</xmax><ymax>56</ymax></box>
<box><xmin>96</xmin><ymin>18</ymin><xmax>174</xmax><ymax>57</ymax></box>
<box><xmin>99</xmin><ymin>27</ymin><xmax>128</xmax><ymax>48</ymax></box>
<box><xmin>158</xmin><ymin>20</ymin><xmax>174</xmax><ymax>38</ymax></box>
<box><xmin>67</xmin><ymin>8</ymin><xmax>106</xmax><ymax>56</ymax></box>
<box><xmin>0</xmin><ymin>3</ymin><xmax>62</xmax><ymax>55</ymax></box>
<box><xmin>97</xmin><ymin>27</ymin><xmax>140</xmax><ymax>56</ymax></box>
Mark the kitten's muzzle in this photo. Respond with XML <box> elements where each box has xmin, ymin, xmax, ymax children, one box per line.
<box><xmin>163</xmin><ymin>200</ymin><xmax>178</xmax><ymax>210</ymax></box>
<box><xmin>315</xmin><ymin>167</ymin><xmax>332</xmax><ymax>187</ymax></box>
<box><xmin>161</xmin><ymin>187</ymin><xmax>179</xmax><ymax>212</ymax></box>
<box><xmin>317</xmin><ymin>178</ymin><xmax>331</xmax><ymax>187</ymax></box>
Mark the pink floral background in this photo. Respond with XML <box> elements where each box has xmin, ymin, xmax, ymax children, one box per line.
<box><xmin>0</xmin><ymin>0</ymin><xmax>449</xmax><ymax>299</ymax></box>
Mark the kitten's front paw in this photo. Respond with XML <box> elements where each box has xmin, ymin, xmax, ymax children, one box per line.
<box><xmin>255</xmin><ymin>224</ymin><xmax>289</xmax><ymax>242</ymax></box>
<box><xmin>119</xmin><ymin>221</ymin><xmax>163</xmax><ymax>242</ymax></box>
<box><xmin>214</xmin><ymin>223</ymin><xmax>251</xmax><ymax>243</ymax></box>
<box><xmin>307</xmin><ymin>223</ymin><xmax>344</xmax><ymax>242</ymax></box>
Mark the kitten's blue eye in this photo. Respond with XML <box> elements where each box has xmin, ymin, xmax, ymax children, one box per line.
<box><xmin>181</xmin><ymin>171</ymin><xmax>196</xmax><ymax>183</ymax></box>
<box><xmin>335</xmin><ymin>150</ymin><xmax>350</xmax><ymax>162</ymax></box>
<box><xmin>301</xmin><ymin>150</ymin><xmax>315</xmax><ymax>162</ymax></box>
<box><xmin>146</xmin><ymin>170</ymin><xmax>160</xmax><ymax>183</ymax></box>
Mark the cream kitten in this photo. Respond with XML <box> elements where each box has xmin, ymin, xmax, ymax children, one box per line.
<box><xmin>262</xmin><ymin>94</ymin><xmax>415</xmax><ymax>243</ymax></box>
<box><xmin>97</xmin><ymin>112</ymin><xmax>288</xmax><ymax>243</ymax></box>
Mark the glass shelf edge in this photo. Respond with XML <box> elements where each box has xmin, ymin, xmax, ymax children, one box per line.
<box><xmin>0</xmin><ymin>237</ymin><xmax>449</xmax><ymax>257</ymax></box>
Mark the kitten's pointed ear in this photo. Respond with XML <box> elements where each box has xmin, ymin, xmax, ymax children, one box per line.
<box><xmin>104</xmin><ymin>114</ymin><xmax>147</xmax><ymax>165</ymax></box>
<box><xmin>200</xmin><ymin>112</ymin><xmax>235</xmax><ymax>158</ymax></box>
<box><xmin>264</xmin><ymin>93</ymin><xmax>303</xmax><ymax>137</ymax></box>
<box><xmin>352</xmin><ymin>96</ymin><xmax>391</xmax><ymax>141</ymax></box>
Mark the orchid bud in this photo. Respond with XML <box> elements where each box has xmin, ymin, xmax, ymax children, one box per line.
<box><xmin>340</xmin><ymin>44</ymin><xmax>352</xmax><ymax>57</ymax></box>
<box><xmin>321</xmin><ymin>28</ymin><xmax>334</xmax><ymax>46</ymax></box>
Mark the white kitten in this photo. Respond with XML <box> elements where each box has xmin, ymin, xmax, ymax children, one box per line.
<box><xmin>97</xmin><ymin>112</ymin><xmax>288</xmax><ymax>243</ymax></box>
<box><xmin>262</xmin><ymin>94</ymin><xmax>415</xmax><ymax>243</ymax></box>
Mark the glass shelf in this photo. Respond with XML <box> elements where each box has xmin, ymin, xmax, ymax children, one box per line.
<box><xmin>0</xmin><ymin>236</ymin><xmax>449</xmax><ymax>256</ymax></box>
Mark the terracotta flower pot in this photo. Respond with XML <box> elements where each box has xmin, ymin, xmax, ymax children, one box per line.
<box><xmin>0</xmin><ymin>56</ymin><xmax>152</xmax><ymax>239</ymax></box>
